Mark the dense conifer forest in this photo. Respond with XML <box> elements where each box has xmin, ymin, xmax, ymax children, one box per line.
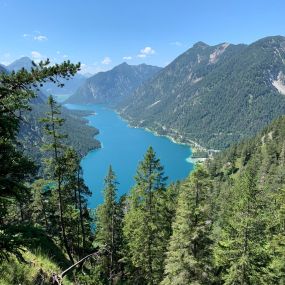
<box><xmin>1</xmin><ymin>60</ymin><xmax>285</xmax><ymax>285</ymax></box>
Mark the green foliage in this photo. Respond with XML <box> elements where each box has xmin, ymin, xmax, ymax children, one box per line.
<box><xmin>213</xmin><ymin>162</ymin><xmax>269</xmax><ymax>284</ymax></box>
<box><xmin>0</xmin><ymin>58</ymin><xmax>80</xmax><ymax>260</ymax></box>
<box><xmin>40</xmin><ymin>97</ymin><xmax>93</xmax><ymax>263</ymax></box>
<box><xmin>161</xmin><ymin>166</ymin><xmax>214</xmax><ymax>285</ymax></box>
<box><xmin>123</xmin><ymin>147</ymin><xmax>170</xmax><ymax>285</ymax></box>
<box><xmin>3</xmin><ymin>49</ymin><xmax>285</xmax><ymax>285</ymax></box>
<box><xmin>93</xmin><ymin>166</ymin><xmax>124</xmax><ymax>284</ymax></box>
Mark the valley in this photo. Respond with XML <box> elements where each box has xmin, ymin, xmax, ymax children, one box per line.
<box><xmin>1</xmin><ymin>2</ymin><xmax>285</xmax><ymax>281</ymax></box>
<box><xmin>67</xmin><ymin>36</ymin><xmax>285</xmax><ymax>153</ymax></box>
<box><xmin>65</xmin><ymin>103</ymin><xmax>194</xmax><ymax>207</ymax></box>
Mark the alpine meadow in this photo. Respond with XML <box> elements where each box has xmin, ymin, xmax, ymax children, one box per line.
<box><xmin>1</xmin><ymin>1</ymin><xmax>285</xmax><ymax>284</ymax></box>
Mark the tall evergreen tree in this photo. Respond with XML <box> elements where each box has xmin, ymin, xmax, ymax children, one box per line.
<box><xmin>95</xmin><ymin>166</ymin><xmax>122</xmax><ymax>284</ymax></box>
<box><xmin>266</xmin><ymin>187</ymin><xmax>285</xmax><ymax>284</ymax></box>
<box><xmin>123</xmin><ymin>147</ymin><xmax>169</xmax><ymax>285</ymax></box>
<box><xmin>213</xmin><ymin>160</ymin><xmax>269</xmax><ymax>285</ymax></box>
<box><xmin>161</xmin><ymin>165</ymin><xmax>214</xmax><ymax>285</ymax></box>
<box><xmin>0</xmin><ymin>59</ymin><xmax>80</xmax><ymax>260</ymax></box>
<box><xmin>60</xmin><ymin>147</ymin><xmax>92</xmax><ymax>259</ymax></box>
<box><xmin>41</xmin><ymin>95</ymin><xmax>74</xmax><ymax>263</ymax></box>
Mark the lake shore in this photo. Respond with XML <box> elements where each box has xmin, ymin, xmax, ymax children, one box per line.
<box><xmin>116</xmin><ymin>110</ymin><xmax>214</xmax><ymax>163</ymax></box>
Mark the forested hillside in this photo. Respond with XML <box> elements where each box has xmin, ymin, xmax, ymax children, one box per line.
<box><xmin>19</xmin><ymin>104</ymin><xmax>100</xmax><ymax>167</ymax></box>
<box><xmin>2</xmin><ymin>52</ymin><xmax>285</xmax><ymax>285</ymax></box>
<box><xmin>3</xmin><ymin>57</ymin><xmax>101</xmax><ymax>166</ymax></box>
<box><xmin>118</xmin><ymin>36</ymin><xmax>285</xmax><ymax>150</ymax></box>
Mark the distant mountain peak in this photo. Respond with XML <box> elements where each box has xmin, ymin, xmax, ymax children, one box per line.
<box><xmin>66</xmin><ymin>63</ymin><xmax>162</xmax><ymax>105</ymax></box>
<box><xmin>118</xmin><ymin>35</ymin><xmax>285</xmax><ymax>150</ymax></box>
<box><xmin>7</xmin><ymin>57</ymin><xmax>34</xmax><ymax>72</ymax></box>
<box><xmin>18</xmin><ymin>56</ymin><xmax>32</xmax><ymax>61</ymax></box>
<box><xmin>114</xmin><ymin>62</ymin><xmax>130</xmax><ymax>69</ymax></box>
<box><xmin>193</xmin><ymin>41</ymin><xmax>209</xmax><ymax>49</ymax></box>
<box><xmin>252</xmin><ymin>35</ymin><xmax>285</xmax><ymax>48</ymax></box>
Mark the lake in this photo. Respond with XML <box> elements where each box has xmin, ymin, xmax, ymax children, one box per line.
<box><xmin>65</xmin><ymin>104</ymin><xmax>194</xmax><ymax>208</ymax></box>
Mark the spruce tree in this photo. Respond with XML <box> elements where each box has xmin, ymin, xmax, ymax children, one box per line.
<box><xmin>0</xmin><ymin>59</ymin><xmax>80</xmax><ymax>259</ymax></box>
<box><xmin>123</xmin><ymin>147</ymin><xmax>169</xmax><ymax>285</ymax></box>
<box><xmin>41</xmin><ymin>95</ymin><xmax>74</xmax><ymax>263</ymax></box>
<box><xmin>213</xmin><ymin>161</ymin><xmax>269</xmax><ymax>284</ymax></box>
<box><xmin>266</xmin><ymin>187</ymin><xmax>285</xmax><ymax>284</ymax></box>
<box><xmin>95</xmin><ymin>166</ymin><xmax>122</xmax><ymax>284</ymax></box>
<box><xmin>161</xmin><ymin>165</ymin><xmax>214</xmax><ymax>285</ymax></box>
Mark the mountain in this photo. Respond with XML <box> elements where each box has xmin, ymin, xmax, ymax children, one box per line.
<box><xmin>7</xmin><ymin>56</ymin><xmax>35</xmax><ymax>72</ymax></box>
<box><xmin>6</xmin><ymin>57</ymin><xmax>86</xmax><ymax>98</ymax></box>
<box><xmin>43</xmin><ymin>72</ymin><xmax>88</xmax><ymax>97</ymax></box>
<box><xmin>0</xmin><ymin>64</ymin><xmax>7</xmax><ymax>73</ymax></box>
<box><xmin>118</xmin><ymin>36</ymin><xmax>285</xmax><ymax>150</ymax></box>
<box><xmin>66</xmin><ymin>62</ymin><xmax>162</xmax><ymax>105</ymax></box>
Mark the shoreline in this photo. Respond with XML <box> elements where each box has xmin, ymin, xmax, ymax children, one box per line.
<box><xmin>116</xmin><ymin>110</ymin><xmax>213</xmax><ymax>163</ymax></box>
<box><xmin>65</xmin><ymin>103</ymin><xmax>216</xmax><ymax>163</ymax></box>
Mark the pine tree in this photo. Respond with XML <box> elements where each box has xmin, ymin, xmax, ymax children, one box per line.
<box><xmin>123</xmin><ymin>147</ymin><xmax>169</xmax><ymax>285</ymax></box>
<box><xmin>161</xmin><ymin>165</ymin><xmax>214</xmax><ymax>285</ymax></box>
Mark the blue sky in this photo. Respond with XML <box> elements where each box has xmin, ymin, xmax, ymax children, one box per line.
<box><xmin>0</xmin><ymin>0</ymin><xmax>284</xmax><ymax>74</ymax></box>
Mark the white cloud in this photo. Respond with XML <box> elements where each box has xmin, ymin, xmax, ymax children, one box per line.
<box><xmin>101</xmin><ymin>56</ymin><xmax>112</xmax><ymax>65</ymax></box>
<box><xmin>63</xmin><ymin>54</ymin><xmax>68</xmax><ymax>58</ymax></box>
<box><xmin>170</xmin><ymin>41</ymin><xmax>183</xmax><ymax>46</ymax></box>
<box><xmin>23</xmin><ymin>32</ymin><xmax>48</xmax><ymax>41</ymax></box>
<box><xmin>79</xmin><ymin>63</ymin><xmax>108</xmax><ymax>75</ymax></box>
<box><xmin>31</xmin><ymin>51</ymin><xmax>42</xmax><ymax>60</ymax></box>
<box><xmin>34</xmin><ymin>35</ymin><xmax>48</xmax><ymax>41</ymax></box>
<box><xmin>140</xmin><ymin>46</ymin><xmax>155</xmax><ymax>55</ymax></box>
<box><xmin>137</xmin><ymin>46</ymin><xmax>155</xmax><ymax>58</ymax></box>
<box><xmin>123</xmin><ymin>56</ymin><xmax>132</xmax><ymax>60</ymax></box>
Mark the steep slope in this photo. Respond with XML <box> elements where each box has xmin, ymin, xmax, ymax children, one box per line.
<box><xmin>66</xmin><ymin>62</ymin><xmax>162</xmax><ymax>105</ymax></box>
<box><xmin>19</xmin><ymin>104</ymin><xmax>100</xmax><ymax>167</ymax></box>
<box><xmin>162</xmin><ymin>115</ymin><xmax>285</xmax><ymax>284</ymax></box>
<box><xmin>0</xmin><ymin>225</ymin><xmax>73</xmax><ymax>285</ymax></box>
<box><xmin>119</xmin><ymin>36</ymin><xmax>285</xmax><ymax>150</ymax></box>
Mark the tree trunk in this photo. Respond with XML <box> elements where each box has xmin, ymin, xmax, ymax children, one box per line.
<box><xmin>51</xmin><ymin>105</ymin><xmax>74</xmax><ymax>264</ymax></box>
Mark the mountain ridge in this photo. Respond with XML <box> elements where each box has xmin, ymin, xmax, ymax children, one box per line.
<box><xmin>118</xmin><ymin>35</ymin><xmax>285</xmax><ymax>150</ymax></box>
<box><xmin>65</xmin><ymin>62</ymin><xmax>162</xmax><ymax>105</ymax></box>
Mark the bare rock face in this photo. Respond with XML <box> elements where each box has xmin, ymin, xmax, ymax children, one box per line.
<box><xmin>273</xmin><ymin>71</ymin><xmax>285</xmax><ymax>95</ymax></box>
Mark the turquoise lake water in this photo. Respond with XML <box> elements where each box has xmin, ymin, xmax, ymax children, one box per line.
<box><xmin>65</xmin><ymin>104</ymin><xmax>194</xmax><ymax>208</ymax></box>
